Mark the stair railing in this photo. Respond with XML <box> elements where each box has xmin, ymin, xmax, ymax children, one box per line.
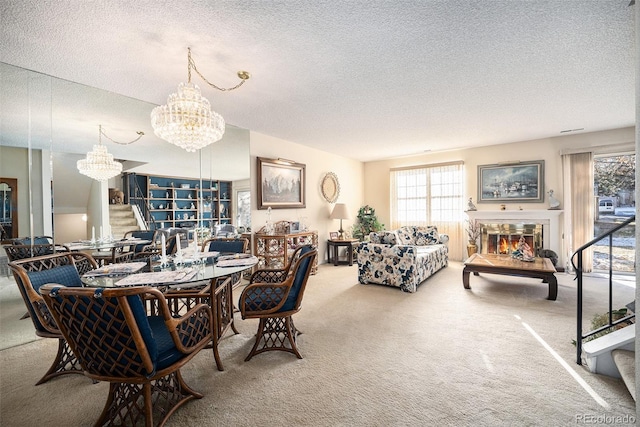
<box><xmin>128</xmin><ymin>174</ymin><xmax>157</xmax><ymax>231</ymax></box>
<box><xmin>573</xmin><ymin>215</ymin><xmax>635</xmax><ymax>365</ymax></box>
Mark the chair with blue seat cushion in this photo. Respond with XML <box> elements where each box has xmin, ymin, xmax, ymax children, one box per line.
<box><xmin>201</xmin><ymin>237</ymin><xmax>248</xmax><ymax>256</ymax></box>
<box><xmin>123</xmin><ymin>229</ymin><xmax>159</xmax><ymax>255</ymax></box>
<box><xmin>239</xmin><ymin>246</ymin><xmax>317</xmax><ymax>361</ymax></box>
<box><xmin>201</xmin><ymin>237</ymin><xmax>249</xmax><ymax>290</ymax></box>
<box><xmin>40</xmin><ymin>284</ymin><xmax>212</xmax><ymax>427</ymax></box>
<box><xmin>8</xmin><ymin>252</ymin><xmax>98</xmax><ymax>385</ymax></box>
<box><xmin>4</xmin><ymin>235</ymin><xmax>70</xmax><ymax>262</ymax></box>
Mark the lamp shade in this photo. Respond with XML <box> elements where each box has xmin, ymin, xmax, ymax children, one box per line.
<box><xmin>330</xmin><ymin>203</ymin><xmax>350</xmax><ymax>220</ymax></box>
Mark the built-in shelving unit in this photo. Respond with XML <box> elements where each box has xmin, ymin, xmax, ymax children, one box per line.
<box><xmin>125</xmin><ymin>173</ymin><xmax>232</xmax><ymax>231</ymax></box>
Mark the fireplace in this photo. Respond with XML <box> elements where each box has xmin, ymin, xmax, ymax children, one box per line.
<box><xmin>466</xmin><ymin>210</ymin><xmax>564</xmax><ymax>266</ymax></box>
<box><xmin>481</xmin><ymin>223</ymin><xmax>543</xmax><ymax>255</ymax></box>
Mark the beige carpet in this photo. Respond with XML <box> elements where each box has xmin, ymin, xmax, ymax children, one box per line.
<box><xmin>0</xmin><ymin>262</ymin><xmax>636</xmax><ymax>426</ymax></box>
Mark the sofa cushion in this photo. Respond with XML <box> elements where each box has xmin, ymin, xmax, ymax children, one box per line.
<box><xmin>369</xmin><ymin>231</ymin><xmax>398</xmax><ymax>245</ymax></box>
<box><xmin>395</xmin><ymin>227</ymin><xmax>415</xmax><ymax>245</ymax></box>
<box><xmin>414</xmin><ymin>226</ymin><xmax>440</xmax><ymax>245</ymax></box>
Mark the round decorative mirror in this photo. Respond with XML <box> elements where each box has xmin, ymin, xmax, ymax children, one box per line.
<box><xmin>321</xmin><ymin>172</ymin><xmax>340</xmax><ymax>203</ymax></box>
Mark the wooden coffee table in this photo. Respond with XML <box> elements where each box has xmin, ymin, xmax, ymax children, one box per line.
<box><xmin>463</xmin><ymin>253</ymin><xmax>558</xmax><ymax>300</ymax></box>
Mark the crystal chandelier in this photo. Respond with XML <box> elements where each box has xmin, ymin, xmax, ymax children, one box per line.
<box><xmin>151</xmin><ymin>48</ymin><xmax>250</xmax><ymax>152</ymax></box>
<box><xmin>77</xmin><ymin>125</ymin><xmax>143</xmax><ymax>181</ymax></box>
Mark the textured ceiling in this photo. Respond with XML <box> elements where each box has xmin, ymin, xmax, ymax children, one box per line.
<box><xmin>0</xmin><ymin>0</ymin><xmax>635</xmax><ymax>162</ymax></box>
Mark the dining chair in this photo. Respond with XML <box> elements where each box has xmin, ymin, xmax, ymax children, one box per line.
<box><xmin>161</xmin><ymin>275</ymin><xmax>237</xmax><ymax>371</ymax></box>
<box><xmin>201</xmin><ymin>236</ymin><xmax>248</xmax><ymax>255</ymax></box>
<box><xmin>4</xmin><ymin>236</ymin><xmax>69</xmax><ymax>262</ymax></box>
<box><xmin>201</xmin><ymin>236</ymin><xmax>249</xmax><ymax>292</ymax></box>
<box><xmin>239</xmin><ymin>245</ymin><xmax>317</xmax><ymax>361</ymax></box>
<box><xmin>123</xmin><ymin>229</ymin><xmax>159</xmax><ymax>256</ymax></box>
<box><xmin>8</xmin><ymin>251</ymin><xmax>98</xmax><ymax>385</ymax></box>
<box><xmin>40</xmin><ymin>284</ymin><xmax>212</xmax><ymax>427</ymax></box>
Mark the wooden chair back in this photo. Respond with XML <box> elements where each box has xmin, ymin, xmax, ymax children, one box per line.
<box><xmin>8</xmin><ymin>252</ymin><xmax>98</xmax><ymax>336</ymax></box>
<box><xmin>201</xmin><ymin>237</ymin><xmax>248</xmax><ymax>254</ymax></box>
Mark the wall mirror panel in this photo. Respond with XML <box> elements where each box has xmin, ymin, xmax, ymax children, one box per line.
<box><xmin>0</xmin><ymin>61</ymin><xmax>250</xmax><ymax>246</ymax></box>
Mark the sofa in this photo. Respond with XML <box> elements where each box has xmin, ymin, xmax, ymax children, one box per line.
<box><xmin>355</xmin><ymin>225</ymin><xmax>449</xmax><ymax>293</ymax></box>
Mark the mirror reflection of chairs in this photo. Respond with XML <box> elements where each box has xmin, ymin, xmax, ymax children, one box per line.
<box><xmin>123</xmin><ymin>229</ymin><xmax>159</xmax><ymax>258</ymax></box>
<box><xmin>40</xmin><ymin>284</ymin><xmax>212</xmax><ymax>427</ymax></box>
<box><xmin>7</xmin><ymin>252</ymin><xmax>97</xmax><ymax>385</ymax></box>
<box><xmin>240</xmin><ymin>246</ymin><xmax>317</xmax><ymax>361</ymax></box>
<box><xmin>3</xmin><ymin>235</ymin><xmax>70</xmax><ymax>263</ymax></box>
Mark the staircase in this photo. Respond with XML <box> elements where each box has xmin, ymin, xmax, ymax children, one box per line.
<box><xmin>573</xmin><ymin>215</ymin><xmax>636</xmax><ymax>400</ymax></box>
<box><xmin>582</xmin><ymin>324</ymin><xmax>636</xmax><ymax>400</ymax></box>
<box><xmin>109</xmin><ymin>204</ymin><xmax>139</xmax><ymax>239</ymax></box>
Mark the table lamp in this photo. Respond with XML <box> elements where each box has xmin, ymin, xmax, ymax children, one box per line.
<box><xmin>330</xmin><ymin>203</ymin><xmax>350</xmax><ymax>240</ymax></box>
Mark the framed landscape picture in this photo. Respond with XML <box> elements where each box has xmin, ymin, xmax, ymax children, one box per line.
<box><xmin>477</xmin><ymin>160</ymin><xmax>544</xmax><ymax>203</ymax></box>
<box><xmin>257</xmin><ymin>157</ymin><xmax>306</xmax><ymax>209</ymax></box>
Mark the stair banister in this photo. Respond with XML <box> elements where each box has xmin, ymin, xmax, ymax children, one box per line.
<box><xmin>572</xmin><ymin>215</ymin><xmax>635</xmax><ymax>365</ymax></box>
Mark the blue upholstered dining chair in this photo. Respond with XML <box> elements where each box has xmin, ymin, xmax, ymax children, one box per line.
<box><xmin>200</xmin><ymin>236</ymin><xmax>250</xmax><ymax>290</ymax></box>
<box><xmin>201</xmin><ymin>237</ymin><xmax>248</xmax><ymax>255</ymax></box>
<box><xmin>123</xmin><ymin>229</ymin><xmax>159</xmax><ymax>256</ymax></box>
<box><xmin>239</xmin><ymin>245</ymin><xmax>317</xmax><ymax>361</ymax></box>
<box><xmin>39</xmin><ymin>284</ymin><xmax>212</xmax><ymax>427</ymax></box>
<box><xmin>4</xmin><ymin>235</ymin><xmax>69</xmax><ymax>262</ymax></box>
<box><xmin>8</xmin><ymin>252</ymin><xmax>98</xmax><ymax>385</ymax></box>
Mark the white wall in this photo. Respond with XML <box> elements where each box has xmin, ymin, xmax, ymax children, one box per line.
<box><xmin>0</xmin><ymin>146</ymin><xmax>46</xmax><ymax>237</ymax></box>
<box><xmin>363</xmin><ymin>127</ymin><xmax>635</xmax><ymax>263</ymax></box>
<box><xmin>250</xmin><ymin>131</ymin><xmax>364</xmax><ymax>263</ymax></box>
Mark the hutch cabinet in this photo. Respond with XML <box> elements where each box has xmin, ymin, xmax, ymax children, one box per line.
<box><xmin>124</xmin><ymin>173</ymin><xmax>232</xmax><ymax>231</ymax></box>
<box><xmin>253</xmin><ymin>223</ymin><xmax>318</xmax><ymax>275</ymax></box>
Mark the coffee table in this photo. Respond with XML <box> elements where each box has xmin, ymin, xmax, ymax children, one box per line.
<box><xmin>463</xmin><ymin>253</ymin><xmax>558</xmax><ymax>300</ymax></box>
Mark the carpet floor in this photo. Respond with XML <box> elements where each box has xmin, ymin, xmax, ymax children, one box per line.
<box><xmin>0</xmin><ymin>261</ymin><xmax>636</xmax><ymax>426</ymax></box>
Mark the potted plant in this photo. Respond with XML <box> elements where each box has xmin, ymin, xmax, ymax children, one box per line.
<box><xmin>466</xmin><ymin>219</ymin><xmax>481</xmax><ymax>256</ymax></box>
<box><xmin>351</xmin><ymin>205</ymin><xmax>384</xmax><ymax>241</ymax></box>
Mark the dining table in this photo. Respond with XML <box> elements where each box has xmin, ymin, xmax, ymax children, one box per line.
<box><xmin>80</xmin><ymin>251</ymin><xmax>259</xmax><ymax>371</ymax></box>
<box><xmin>66</xmin><ymin>237</ymin><xmax>153</xmax><ymax>266</ymax></box>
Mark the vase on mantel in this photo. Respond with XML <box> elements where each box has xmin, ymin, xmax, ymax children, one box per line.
<box><xmin>467</xmin><ymin>240</ymin><xmax>478</xmax><ymax>257</ymax></box>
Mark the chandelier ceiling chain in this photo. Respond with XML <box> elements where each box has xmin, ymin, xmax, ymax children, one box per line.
<box><xmin>150</xmin><ymin>47</ymin><xmax>250</xmax><ymax>153</ymax></box>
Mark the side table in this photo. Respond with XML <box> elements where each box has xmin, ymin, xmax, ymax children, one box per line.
<box><xmin>327</xmin><ymin>239</ymin><xmax>359</xmax><ymax>266</ymax></box>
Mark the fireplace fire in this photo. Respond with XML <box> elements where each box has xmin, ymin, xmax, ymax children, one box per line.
<box><xmin>480</xmin><ymin>223</ymin><xmax>542</xmax><ymax>256</ymax></box>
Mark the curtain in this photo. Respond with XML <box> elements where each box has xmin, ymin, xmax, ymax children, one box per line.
<box><xmin>390</xmin><ymin>162</ymin><xmax>465</xmax><ymax>261</ymax></box>
<box><xmin>562</xmin><ymin>152</ymin><xmax>594</xmax><ymax>272</ymax></box>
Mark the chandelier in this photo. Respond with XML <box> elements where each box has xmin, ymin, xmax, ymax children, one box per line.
<box><xmin>77</xmin><ymin>125</ymin><xmax>143</xmax><ymax>181</ymax></box>
<box><xmin>151</xmin><ymin>48</ymin><xmax>250</xmax><ymax>152</ymax></box>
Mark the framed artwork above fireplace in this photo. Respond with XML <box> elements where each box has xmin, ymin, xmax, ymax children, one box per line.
<box><xmin>477</xmin><ymin>160</ymin><xmax>544</xmax><ymax>203</ymax></box>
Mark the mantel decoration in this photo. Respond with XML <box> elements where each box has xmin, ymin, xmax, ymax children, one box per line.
<box><xmin>477</xmin><ymin>160</ymin><xmax>544</xmax><ymax>203</ymax></box>
<box><xmin>321</xmin><ymin>172</ymin><xmax>340</xmax><ymax>203</ymax></box>
<box><xmin>257</xmin><ymin>157</ymin><xmax>306</xmax><ymax>209</ymax></box>
<box><xmin>151</xmin><ymin>47</ymin><xmax>250</xmax><ymax>152</ymax></box>
<box><xmin>77</xmin><ymin>125</ymin><xmax>144</xmax><ymax>181</ymax></box>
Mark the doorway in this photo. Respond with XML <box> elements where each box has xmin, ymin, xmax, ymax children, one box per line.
<box><xmin>0</xmin><ymin>178</ymin><xmax>18</xmax><ymax>242</ymax></box>
<box><xmin>593</xmin><ymin>154</ymin><xmax>635</xmax><ymax>273</ymax></box>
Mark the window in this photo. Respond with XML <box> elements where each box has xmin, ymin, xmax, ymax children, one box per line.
<box><xmin>391</xmin><ymin>162</ymin><xmax>464</xmax><ymax>228</ymax></box>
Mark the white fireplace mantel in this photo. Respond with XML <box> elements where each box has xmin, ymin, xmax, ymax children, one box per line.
<box><xmin>465</xmin><ymin>210</ymin><xmax>564</xmax><ymax>263</ymax></box>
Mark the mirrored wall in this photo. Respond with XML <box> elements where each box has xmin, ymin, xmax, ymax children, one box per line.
<box><xmin>0</xmin><ymin>61</ymin><xmax>250</xmax><ymax>245</ymax></box>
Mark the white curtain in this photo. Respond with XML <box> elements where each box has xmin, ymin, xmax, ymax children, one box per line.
<box><xmin>562</xmin><ymin>152</ymin><xmax>594</xmax><ymax>272</ymax></box>
<box><xmin>390</xmin><ymin>162</ymin><xmax>465</xmax><ymax>261</ymax></box>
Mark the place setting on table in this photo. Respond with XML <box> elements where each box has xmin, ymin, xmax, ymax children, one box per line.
<box><xmin>80</xmin><ymin>233</ymin><xmax>258</xmax><ymax>289</ymax></box>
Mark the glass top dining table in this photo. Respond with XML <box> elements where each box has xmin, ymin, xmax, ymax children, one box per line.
<box><xmin>81</xmin><ymin>254</ymin><xmax>258</xmax><ymax>289</ymax></box>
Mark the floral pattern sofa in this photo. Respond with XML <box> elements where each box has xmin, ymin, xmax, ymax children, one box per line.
<box><xmin>355</xmin><ymin>225</ymin><xmax>449</xmax><ymax>293</ymax></box>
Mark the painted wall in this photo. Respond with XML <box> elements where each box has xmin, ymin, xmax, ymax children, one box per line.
<box><xmin>54</xmin><ymin>213</ymin><xmax>87</xmax><ymax>243</ymax></box>
<box><xmin>363</xmin><ymin>126</ymin><xmax>635</xmax><ymax>263</ymax></box>
<box><xmin>0</xmin><ymin>146</ymin><xmax>46</xmax><ymax>237</ymax></box>
<box><xmin>250</xmin><ymin>131</ymin><xmax>364</xmax><ymax>264</ymax></box>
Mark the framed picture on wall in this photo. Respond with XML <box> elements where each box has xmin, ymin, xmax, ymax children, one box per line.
<box><xmin>257</xmin><ymin>157</ymin><xmax>306</xmax><ymax>209</ymax></box>
<box><xmin>477</xmin><ymin>160</ymin><xmax>544</xmax><ymax>203</ymax></box>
